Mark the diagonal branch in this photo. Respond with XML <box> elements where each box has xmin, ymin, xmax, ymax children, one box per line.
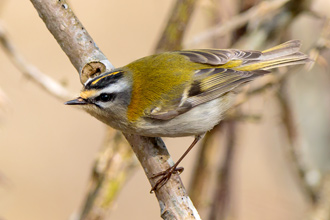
<box><xmin>123</xmin><ymin>133</ymin><xmax>200</xmax><ymax>219</ymax></box>
<box><xmin>29</xmin><ymin>0</ymin><xmax>200</xmax><ymax>219</ymax></box>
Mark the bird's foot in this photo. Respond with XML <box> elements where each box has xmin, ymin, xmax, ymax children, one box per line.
<box><xmin>149</xmin><ymin>166</ymin><xmax>184</xmax><ymax>193</ymax></box>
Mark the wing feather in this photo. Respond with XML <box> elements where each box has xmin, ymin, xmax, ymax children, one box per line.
<box><xmin>148</xmin><ymin>68</ymin><xmax>269</xmax><ymax>120</ymax></box>
<box><xmin>178</xmin><ymin>49</ymin><xmax>262</xmax><ymax>66</ymax></box>
<box><xmin>146</xmin><ymin>40</ymin><xmax>308</xmax><ymax>120</ymax></box>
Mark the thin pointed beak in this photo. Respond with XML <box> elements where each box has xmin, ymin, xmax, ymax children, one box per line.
<box><xmin>65</xmin><ymin>97</ymin><xmax>88</xmax><ymax>105</ymax></box>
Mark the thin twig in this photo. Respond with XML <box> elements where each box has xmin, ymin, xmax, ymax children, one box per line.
<box><xmin>0</xmin><ymin>22</ymin><xmax>71</xmax><ymax>101</ymax></box>
<box><xmin>185</xmin><ymin>0</ymin><xmax>289</xmax><ymax>47</ymax></box>
<box><xmin>225</xmin><ymin>112</ymin><xmax>262</xmax><ymax>123</ymax></box>
<box><xmin>308</xmin><ymin>18</ymin><xmax>330</xmax><ymax>70</ymax></box>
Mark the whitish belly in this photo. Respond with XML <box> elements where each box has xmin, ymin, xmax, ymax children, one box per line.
<box><xmin>135</xmin><ymin>94</ymin><xmax>234</xmax><ymax>137</ymax></box>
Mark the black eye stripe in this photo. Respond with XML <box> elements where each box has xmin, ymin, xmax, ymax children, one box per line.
<box><xmin>94</xmin><ymin>93</ymin><xmax>116</xmax><ymax>102</ymax></box>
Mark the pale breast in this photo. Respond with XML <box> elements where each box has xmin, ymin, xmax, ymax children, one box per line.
<box><xmin>134</xmin><ymin>93</ymin><xmax>235</xmax><ymax>137</ymax></box>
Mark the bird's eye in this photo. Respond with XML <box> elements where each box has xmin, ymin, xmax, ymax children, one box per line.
<box><xmin>95</xmin><ymin>93</ymin><xmax>116</xmax><ymax>102</ymax></box>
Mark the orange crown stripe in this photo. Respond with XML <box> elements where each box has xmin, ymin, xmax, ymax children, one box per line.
<box><xmin>91</xmin><ymin>71</ymin><xmax>121</xmax><ymax>85</ymax></box>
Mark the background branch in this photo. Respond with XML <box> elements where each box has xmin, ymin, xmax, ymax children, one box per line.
<box><xmin>276</xmin><ymin>83</ymin><xmax>317</xmax><ymax>203</ymax></box>
<box><xmin>0</xmin><ymin>13</ymin><xmax>139</xmax><ymax>220</ymax></box>
<box><xmin>155</xmin><ymin>0</ymin><xmax>197</xmax><ymax>52</ymax></box>
<box><xmin>188</xmin><ymin>1</ymin><xmax>317</xmax><ymax>219</ymax></box>
<box><xmin>0</xmin><ymin>22</ymin><xmax>71</xmax><ymax>101</ymax></box>
<box><xmin>209</xmin><ymin>121</ymin><xmax>237</xmax><ymax>220</ymax></box>
<box><xmin>189</xmin><ymin>125</ymin><xmax>224</xmax><ymax>210</ymax></box>
<box><xmin>75</xmin><ymin>130</ymin><xmax>138</xmax><ymax>220</ymax></box>
<box><xmin>185</xmin><ymin>0</ymin><xmax>289</xmax><ymax>48</ymax></box>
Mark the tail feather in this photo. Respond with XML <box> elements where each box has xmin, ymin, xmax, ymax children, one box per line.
<box><xmin>234</xmin><ymin>40</ymin><xmax>310</xmax><ymax>71</ymax></box>
<box><xmin>261</xmin><ymin>40</ymin><xmax>301</xmax><ymax>59</ymax></box>
<box><xmin>262</xmin><ymin>52</ymin><xmax>311</xmax><ymax>70</ymax></box>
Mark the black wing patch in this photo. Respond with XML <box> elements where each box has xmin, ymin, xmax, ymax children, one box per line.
<box><xmin>147</xmin><ymin>68</ymin><xmax>270</xmax><ymax>120</ymax></box>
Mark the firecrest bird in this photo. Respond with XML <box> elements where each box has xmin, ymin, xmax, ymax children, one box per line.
<box><xmin>66</xmin><ymin>40</ymin><xmax>310</xmax><ymax>192</ymax></box>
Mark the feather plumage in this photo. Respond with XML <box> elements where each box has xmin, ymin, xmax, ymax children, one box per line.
<box><xmin>147</xmin><ymin>40</ymin><xmax>310</xmax><ymax>120</ymax></box>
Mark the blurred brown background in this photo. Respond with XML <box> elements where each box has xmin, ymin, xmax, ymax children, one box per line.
<box><xmin>0</xmin><ymin>0</ymin><xmax>329</xmax><ymax>220</ymax></box>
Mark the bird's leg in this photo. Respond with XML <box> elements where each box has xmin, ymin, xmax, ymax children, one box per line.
<box><xmin>150</xmin><ymin>135</ymin><xmax>203</xmax><ymax>193</ymax></box>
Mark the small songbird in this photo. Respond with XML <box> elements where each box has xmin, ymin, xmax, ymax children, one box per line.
<box><xmin>66</xmin><ymin>40</ymin><xmax>310</xmax><ymax>191</ymax></box>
